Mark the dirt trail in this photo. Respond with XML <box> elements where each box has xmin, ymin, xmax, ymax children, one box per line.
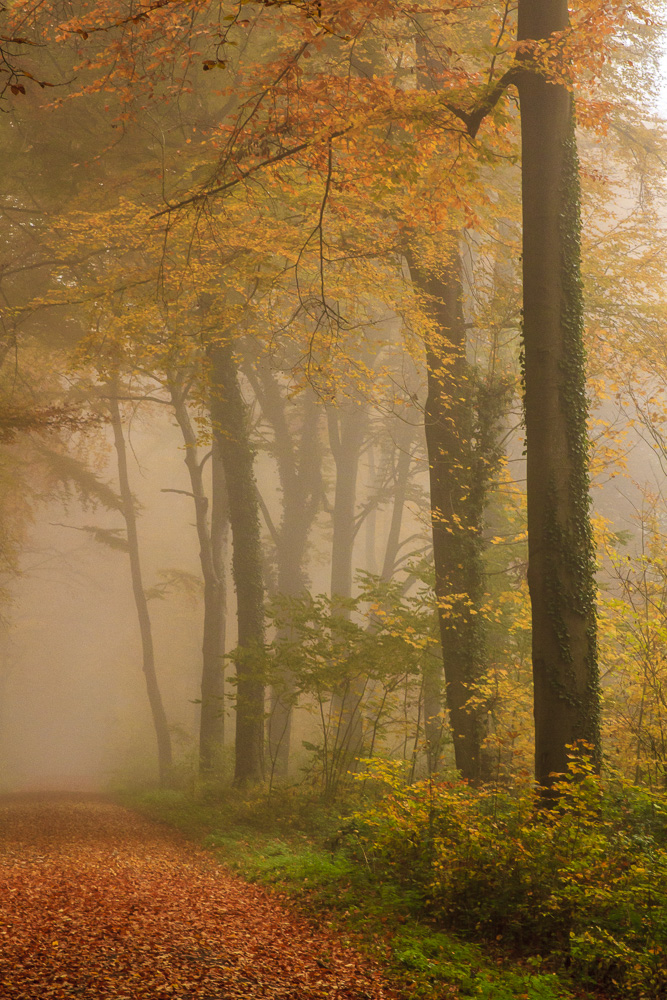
<box><xmin>0</xmin><ymin>795</ymin><xmax>404</xmax><ymax>999</ymax></box>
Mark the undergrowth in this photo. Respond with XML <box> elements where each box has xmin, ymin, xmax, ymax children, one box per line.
<box><xmin>119</xmin><ymin>783</ymin><xmax>575</xmax><ymax>1000</ymax></box>
<box><xmin>347</xmin><ymin>757</ymin><xmax>667</xmax><ymax>999</ymax></box>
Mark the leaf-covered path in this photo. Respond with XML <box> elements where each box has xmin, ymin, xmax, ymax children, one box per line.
<box><xmin>0</xmin><ymin>795</ymin><xmax>404</xmax><ymax>999</ymax></box>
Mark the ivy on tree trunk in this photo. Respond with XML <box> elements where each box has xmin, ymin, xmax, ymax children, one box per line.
<box><xmin>406</xmin><ymin>247</ymin><xmax>492</xmax><ymax>783</ymax></box>
<box><xmin>517</xmin><ymin>0</ymin><xmax>601</xmax><ymax>789</ymax></box>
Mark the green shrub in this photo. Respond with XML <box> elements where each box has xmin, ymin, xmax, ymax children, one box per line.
<box><xmin>347</xmin><ymin>758</ymin><xmax>667</xmax><ymax>997</ymax></box>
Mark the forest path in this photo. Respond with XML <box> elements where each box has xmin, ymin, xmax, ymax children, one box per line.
<box><xmin>0</xmin><ymin>795</ymin><xmax>404</xmax><ymax>1000</ymax></box>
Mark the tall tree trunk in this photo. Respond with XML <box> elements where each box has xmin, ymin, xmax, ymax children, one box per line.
<box><xmin>365</xmin><ymin>443</ymin><xmax>378</xmax><ymax>576</ymax></box>
<box><xmin>517</xmin><ymin>0</ymin><xmax>601</xmax><ymax>788</ymax></box>
<box><xmin>328</xmin><ymin>403</ymin><xmax>366</xmax><ymax>602</ymax></box>
<box><xmin>169</xmin><ymin>378</ymin><xmax>228</xmax><ymax>777</ymax></box>
<box><xmin>268</xmin><ymin>409</ymin><xmax>320</xmax><ymax>776</ymax></box>
<box><xmin>209</xmin><ymin>342</ymin><xmax>265</xmax><ymax>786</ymax></box>
<box><xmin>247</xmin><ymin>365</ymin><xmax>322</xmax><ymax>778</ymax></box>
<box><xmin>406</xmin><ymin>37</ymin><xmax>494</xmax><ymax>781</ymax></box>
<box><xmin>423</xmin><ymin>652</ymin><xmax>444</xmax><ymax>775</ymax></box>
<box><xmin>379</xmin><ymin>427</ymin><xmax>415</xmax><ymax>582</ymax></box>
<box><xmin>108</xmin><ymin>391</ymin><xmax>173</xmax><ymax>788</ymax></box>
<box><xmin>327</xmin><ymin>402</ymin><xmax>367</xmax><ymax>768</ymax></box>
<box><xmin>210</xmin><ymin>442</ymin><xmax>229</xmax><ymax>739</ymax></box>
<box><xmin>406</xmin><ymin>248</ymin><xmax>490</xmax><ymax>783</ymax></box>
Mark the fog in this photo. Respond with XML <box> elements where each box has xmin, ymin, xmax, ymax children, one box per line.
<box><xmin>1</xmin><ymin>377</ymin><xmax>661</xmax><ymax>793</ymax></box>
<box><xmin>2</xmin><ymin>1</ymin><xmax>667</xmax><ymax>796</ymax></box>
<box><xmin>0</xmin><ymin>416</ymin><xmax>204</xmax><ymax>791</ymax></box>
<box><xmin>0</xmin><ymin>395</ymin><xmax>431</xmax><ymax>790</ymax></box>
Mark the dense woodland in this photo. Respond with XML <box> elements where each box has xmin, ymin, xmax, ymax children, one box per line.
<box><xmin>4</xmin><ymin>0</ymin><xmax>667</xmax><ymax>995</ymax></box>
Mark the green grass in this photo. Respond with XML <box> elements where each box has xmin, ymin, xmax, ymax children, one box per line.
<box><xmin>117</xmin><ymin>786</ymin><xmax>577</xmax><ymax>1000</ymax></box>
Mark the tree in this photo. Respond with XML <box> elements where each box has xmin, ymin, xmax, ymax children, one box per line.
<box><xmin>245</xmin><ymin>360</ymin><xmax>323</xmax><ymax>778</ymax></box>
<box><xmin>8</xmin><ymin>0</ymin><xmax>660</xmax><ymax>794</ymax></box>
<box><xmin>168</xmin><ymin>372</ymin><xmax>229</xmax><ymax>778</ymax></box>
<box><xmin>209</xmin><ymin>338</ymin><xmax>265</xmax><ymax>786</ymax></box>
<box><xmin>406</xmin><ymin>240</ymin><xmax>510</xmax><ymax>783</ymax></box>
<box><xmin>108</xmin><ymin>387</ymin><xmax>174</xmax><ymax>787</ymax></box>
<box><xmin>517</xmin><ymin>0</ymin><xmax>601</xmax><ymax>788</ymax></box>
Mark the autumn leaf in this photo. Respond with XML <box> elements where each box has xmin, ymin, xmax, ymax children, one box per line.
<box><xmin>0</xmin><ymin>797</ymin><xmax>404</xmax><ymax>1000</ymax></box>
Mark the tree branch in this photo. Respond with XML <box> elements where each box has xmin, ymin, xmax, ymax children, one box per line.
<box><xmin>443</xmin><ymin>65</ymin><xmax>518</xmax><ymax>139</ymax></box>
<box><xmin>151</xmin><ymin>126</ymin><xmax>353</xmax><ymax>218</ymax></box>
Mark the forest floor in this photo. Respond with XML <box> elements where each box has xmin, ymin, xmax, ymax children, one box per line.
<box><xmin>118</xmin><ymin>789</ymin><xmax>575</xmax><ymax>1000</ymax></box>
<box><xmin>0</xmin><ymin>794</ymin><xmax>407</xmax><ymax>999</ymax></box>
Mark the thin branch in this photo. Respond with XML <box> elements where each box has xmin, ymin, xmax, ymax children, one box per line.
<box><xmin>487</xmin><ymin>0</ymin><xmax>513</xmax><ymax>87</ymax></box>
<box><xmin>161</xmin><ymin>488</ymin><xmax>196</xmax><ymax>499</ymax></box>
<box><xmin>256</xmin><ymin>486</ymin><xmax>281</xmax><ymax>547</ymax></box>
<box><xmin>198</xmin><ymin>449</ymin><xmax>213</xmax><ymax>472</ymax></box>
<box><xmin>151</xmin><ymin>126</ymin><xmax>353</xmax><ymax>218</ymax></box>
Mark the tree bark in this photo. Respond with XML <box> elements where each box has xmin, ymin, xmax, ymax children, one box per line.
<box><xmin>423</xmin><ymin>652</ymin><xmax>444</xmax><ymax>775</ymax></box>
<box><xmin>517</xmin><ymin>0</ymin><xmax>601</xmax><ymax>788</ymax></box>
<box><xmin>327</xmin><ymin>401</ymin><xmax>367</xmax><ymax>766</ymax></box>
<box><xmin>247</xmin><ymin>364</ymin><xmax>322</xmax><ymax>778</ymax></box>
<box><xmin>270</xmin><ymin>397</ymin><xmax>321</xmax><ymax>776</ymax></box>
<box><xmin>108</xmin><ymin>390</ymin><xmax>173</xmax><ymax>788</ymax></box>
<box><xmin>209</xmin><ymin>342</ymin><xmax>265</xmax><ymax>786</ymax></box>
<box><xmin>328</xmin><ymin>403</ymin><xmax>367</xmax><ymax>603</ymax></box>
<box><xmin>379</xmin><ymin>427</ymin><xmax>416</xmax><ymax>582</ymax></box>
<box><xmin>407</xmin><ymin>249</ymin><xmax>490</xmax><ymax>783</ymax></box>
<box><xmin>169</xmin><ymin>378</ymin><xmax>228</xmax><ymax>778</ymax></box>
<box><xmin>210</xmin><ymin>442</ymin><xmax>229</xmax><ymax>739</ymax></box>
